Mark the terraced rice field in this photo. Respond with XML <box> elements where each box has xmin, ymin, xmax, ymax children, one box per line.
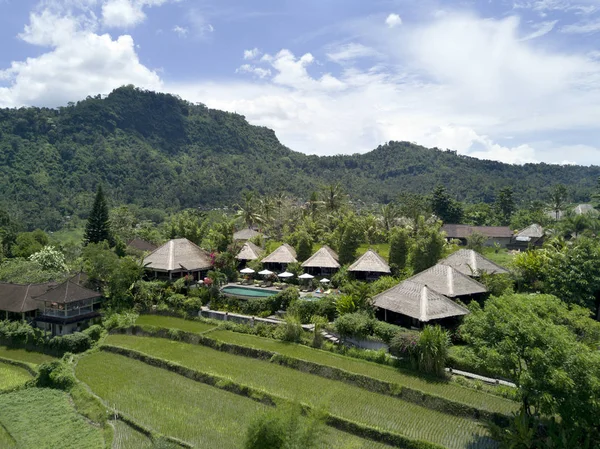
<box><xmin>0</xmin><ymin>388</ymin><xmax>104</xmax><ymax>449</ymax></box>
<box><xmin>205</xmin><ymin>328</ymin><xmax>518</xmax><ymax>415</ymax></box>
<box><xmin>0</xmin><ymin>346</ymin><xmax>56</xmax><ymax>365</ymax></box>
<box><xmin>0</xmin><ymin>423</ymin><xmax>16</xmax><ymax>449</ymax></box>
<box><xmin>77</xmin><ymin>352</ymin><xmax>398</xmax><ymax>449</ymax></box>
<box><xmin>112</xmin><ymin>420</ymin><xmax>153</xmax><ymax>449</ymax></box>
<box><xmin>104</xmin><ymin>334</ymin><xmax>497</xmax><ymax>449</ymax></box>
<box><xmin>135</xmin><ymin>315</ymin><xmax>216</xmax><ymax>334</ymax></box>
<box><xmin>0</xmin><ymin>363</ymin><xmax>32</xmax><ymax>391</ymax></box>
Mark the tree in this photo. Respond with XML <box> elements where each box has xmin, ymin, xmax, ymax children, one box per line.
<box><xmin>430</xmin><ymin>185</ymin><xmax>463</xmax><ymax>223</ymax></box>
<box><xmin>389</xmin><ymin>227</ymin><xmax>410</xmax><ymax>273</ymax></box>
<box><xmin>12</xmin><ymin>229</ymin><xmax>49</xmax><ymax>258</ymax></box>
<box><xmin>417</xmin><ymin>325</ymin><xmax>450</xmax><ymax>378</ymax></box>
<box><xmin>29</xmin><ymin>246</ymin><xmax>67</xmax><ymax>272</ymax></box>
<box><xmin>321</xmin><ymin>183</ymin><xmax>346</xmax><ymax>213</ymax></box>
<box><xmin>396</xmin><ymin>192</ymin><xmax>430</xmax><ymax>225</ymax></box>
<box><xmin>494</xmin><ymin>187</ymin><xmax>516</xmax><ymax>225</ymax></box>
<box><xmin>549</xmin><ymin>184</ymin><xmax>568</xmax><ymax>221</ymax></box>
<box><xmin>460</xmin><ymin>294</ymin><xmax>600</xmax><ymax>446</ymax></box>
<box><xmin>235</xmin><ymin>191</ymin><xmax>263</xmax><ymax>228</ymax></box>
<box><xmin>83</xmin><ymin>186</ymin><xmax>112</xmax><ymax>245</ymax></box>
<box><xmin>465</xmin><ymin>231</ymin><xmax>487</xmax><ymax>252</ymax></box>
<box><xmin>410</xmin><ymin>218</ymin><xmax>445</xmax><ymax>273</ymax></box>
<box><xmin>379</xmin><ymin>203</ymin><xmax>399</xmax><ymax>233</ymax></box>
<box><xmin>338</xmin><ymin>218</ymin><xmax>362</xmax><ymax>265</ymax></box>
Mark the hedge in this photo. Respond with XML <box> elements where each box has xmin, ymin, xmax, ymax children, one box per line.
<box><xmin>0</xmin><ymin>320</ymin><xmax>94</xmax><ymax>355</ymax></box>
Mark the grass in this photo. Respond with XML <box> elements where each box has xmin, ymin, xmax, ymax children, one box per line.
<box><xmin>0</xmin><ymin>423</ymin><xmax>16</xmax><ymax>449</ymax></box>
<box><xmin>0</xmin><ymin>345</ymin><xmax>57</xmax><ymax>365</ymax></box>
<box><xmin>49</xmin><ymin>227</ymin><xmax>84</xmax><ymax>246</ymax></box>
<box><xmin>0</xmin><ymin>388</ymin><xmax>105</xmax><ymax>449</ymax></box>
<box><xmin>136</xmin><ymin>315</ymin><xmax>216</xmax><ymax>334</ymax></box>
<box><xmin>205</xmin><ymin>328</ymin><xmax>518</xmax><ymax>415</ymax></box>
<box><xmin>0</xmin><ymin>363</ymin><xmax>32</xmax><ymax>391</ymax></box>
<box><xmin>481</xmin><ymin>247</ymin><xmax>514</xmax><ymax>268</ymax></box>
<box><xmin>112</xmin><ymin>420</ymin><xmax>153</xmax><ymax>449</ymax></box>
<box><xmin>105</xmin><ymin>334</ymin><xmax>497</xmax><ymax>449</ymax></box>
<box><xmin>357</xmin><ymin>243</ymin><xmax>390</xmax><ymax>260</ymax></box>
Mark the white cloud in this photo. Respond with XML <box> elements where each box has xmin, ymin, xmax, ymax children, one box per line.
<box><xmin>561</xmin><ymin>19</ymin><xmax>600</xmax><ymax>33</ymax></box>
<box><xmin>101</xmin><ymin>0</ymin><xmax>171</xmax><ymax>28</ymax></box>
<box><xmin>19</xmin><ymin>9</ymin><xmax>96</xmax><ymax>46</ymax></box>
<box><xmin>173</xmin><ymin>25</ymin><xmax>188</xmax><ymax>37</ymax></box>
<box><xmin>236</xmin><ymin>64</ymin><xmax>271</xmax><ymax>78</ymax></box>
<box><xmin>385</xmin><ymin>13</ymin><xmax>402</xmax><ymax>28</ymax></box>
<box><xmin>326</xmin><ymin>43</ymin><xmax>382</xmax><ymax>63</ymax></box>
<box><xmin>243</xmin><ymin>48</ymin><xmax>261</xmax><ymax>60</ymax></box>
<box><xmin>521</xmin><ymin>20</ymin><xmax>558</xmax><ymax>40</ymax></box>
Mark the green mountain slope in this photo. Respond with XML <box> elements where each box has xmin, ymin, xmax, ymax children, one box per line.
<box><xmin>0</xmin><ymin>85</ymin><xmax>598</xmax><ymax>229</ymax></box>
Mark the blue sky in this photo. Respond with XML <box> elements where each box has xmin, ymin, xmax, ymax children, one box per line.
<box><xmin>1</xmin><ymin>0</ymin><xmax>600</xmax><ymax>165</ymax></box>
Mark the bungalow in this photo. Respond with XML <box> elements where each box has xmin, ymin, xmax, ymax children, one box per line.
<box><xmin>261</xmin><ymin>243</ymin><xmax>297</xmax><ymax>272</ymax></box>
<box><xmin>508</xmin><ymin>224</ymin><xmax>545</xmax><ymax>250</ymax></box>
<box><xmin>374</xmin><ymin>280</ymin><xmax>469</xmax><ymax>328</ymax></box>
<box><xmin>33</xmin><ymin>280</ymin><xmax>103</xmax><ymax>336</ymax></box>
<box><xmin>143</xmin><ymin>238</ymin><xmax>213</xmax><ymax>281</ymax></box>
<box><xmin>348</xmin><ymin>249</ymin><xmax>391</xmax><ymax>281</ymax></box>
<box><xmin>301</xmin><ymin>245</ymin><xmax>340</xmax><ymax>277</ymax></box>
<box><xmin>233</xmin><ymin>228</ymin><xmax>262</xmax><ymax>242</ymax></box>
<box><xmin>236</xmin><ymin>241</ymin><xmax>264</xmax><ymax>264</ymax></box>
<box><xmin>404</xmin><ymin>264</ymin><xmax>487</xmax><ymax>299</ymax></box>
<box><xmin>441</xmin><ymin>224</ymin><xmax>513</xmax><ymax>247</ymax></box>
<box><xmin>0</xmin><ymin>282</ymin><xmax>53</xmax><ymax>321</ymax></box>
<box><xmin>438</xmin><ymin>249</ymin><xmax>508</xmax><ymax>277</ymax></box>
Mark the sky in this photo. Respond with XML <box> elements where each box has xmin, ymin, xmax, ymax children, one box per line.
<box><xmin>1</xmin><ymin>1</ymin><xmax>600</xmax><ymax>165</ymax></box>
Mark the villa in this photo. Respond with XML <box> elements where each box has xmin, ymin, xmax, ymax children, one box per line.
<box><xmin>348</xmin><ymin>249</ymin><xmax>391</xmax><ymax>281</ymax></box>
<box><xmin>438</xmin><ymin>249</ymin><xmax>508</xmax><ymax>277</ymax></box>
<box><xmin>143</xmin><ymin>238</ymin><xmax>213</xmax><ymax>281</ymax></box>
<box><xmin>261</xmin><ymin>243</ymin><xmax>297</xmax><ymax>272</ymax></box>
<box><xmin>301</xmin><ymin>245</ymin><xmax>340</xmax><ymax>276</ymax></box>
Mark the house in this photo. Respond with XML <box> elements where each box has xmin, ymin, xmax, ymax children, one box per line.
<box><xmin>33</xmin><ymin>280</ymin><xmax>103</xmax><ymax>336</ymax></box>
<box><xmin>348</xmin><ymin>249</ymin><xmax>391</xmax><ymax>281</ymax></box>
<box><xmin>438</xmin><ymin>249</ymin><xmax>508</xmax><ymax>277</ymax></box>
<box><xmin>546</xmin><ymin>203</ymin><xmax>599</xmax><ymax>220</ymax></box>
<box><xmin>442</xmin><ymin>224</ymin><xmax>513</xmax><ymax>247</ymax></box>
<box><xmin>233</xmin><ymin>228</ymin><xmax>262</xmax><ymax>242</ymax></box>
<box><xmin>143</xmin><ymin>238</ymin><xmax>213</xmax><ymax>281</ymax></box>
<box><xmin>404</xmin><ymin>264</ymin><xmax>487</xmax><ymax>299</ymax></box>
<box><xmin>508</xmin><ymin>224</ymin><xmax>545</xmax><ymax>250</ymax></box>
<box><xmin>126</xmin><ymin>238</ymin><xmax>157</xmax><ymax>254</ymax></box>
<box><xmin>301</xmin><ymin>245</ymin><xmax>340</xmax><ymax>276</ymax></box>
<box><xmin>236</xmin><ymin>241</ymin><xmax>264</xmax><ymax>263</ymax></box>
<box><xmin>373</xmin><ymin>280</ymin><xmax>469</xmax><ymax>327</ymax></box>
<box><xmin>261</xmin><ymin>243</ymin><xmax>297</xmax><ymax>272</ymax></box>
<box><xmin>0</xmin><ymin>282</ymin><xmax>54</xmax><ymax>321</ymax></box>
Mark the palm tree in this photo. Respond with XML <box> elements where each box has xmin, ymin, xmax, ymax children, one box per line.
<box><xmin>306</xmin><ymin>191</ymin><xmax>324</xmax><ymax>221</ymax></box>
<box><xmin>235</xmin><ymin>191</ymin><xmax>263</xmax><ymax>228</ymax></box>
<box><xmin>321</xmin><ymin>183</ymin><xmax>345</xmax><ymax>213</ymax></box>
<box><xmin>379</xmin><ymin>203</ymin><xmax>399</xmax><ymax>233</ymax></box>
<box><xmin>562</xmin><ymin>213</ymin><xmax>591</xmax><ymax>239</ymax></box>
<box><xmin>259</xmin><ymin>196</ymin><xmax>275</xmax><ymax>228</ymax></box>
<box><xmin>549</xmin><ymin>184</ymin><xmax>568</xmax><ymax>221</ymax></box>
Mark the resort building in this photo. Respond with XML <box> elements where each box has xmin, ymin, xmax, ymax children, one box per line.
<box><xmin>236</xmin><ymin>241</ymin><xmax>264</xmax><ymax>264</ymax></box>
<box><xmin>233</xmin><ymin>228</ymin><xmax>262</xmax><ymax>242</ymax></box>
<box><xmin>508</xmin><ymin>224</ymin><xmax>545</xmax><ymax>250</ymax></box>
<box><xmin>441</xmin><ymin>224</ymin><xmax>513</xmax><ymax>247</ymax></box>
<box><xmin>34</xmin><ymin>280</ymin><xmax>103</xmax><ymax>336</ymax></box>
<box><xmin>261</xmin><ymin>243</ymin><xmax>297</xmax><ymax>272</ymax></box>
<box><xmin>126</xmin><ymin>238</ymin><xmax>157</xmax><ymax>254</ymax></box>
<box><xmin>301</xmin><ymin>245</ymin><xmax>340</xmax><ymax>276</ymax></box>
<box><xmin>404</xmin><ymin>264</ymin><xmax>487</xmax><ymax>299</ymax></box>
<box><xmin>348</xmin><ymin>249</ymin><xmax>391</xmax><ymax>281</ymax></box>
<box><xmin>373</xmin><ymin>280</ymin><xmax>469</xmax><ymax>328</ymax></box>
<box><xmin>0</xmin><ymin>282</ymin><xmax>53</xmax><ymax>321</ymax></box>
<box><xmin>143</xmin><ymin>238</ymin><xmax>213</xmax><ymax>281</ymax></box>
<box><xmin>438</xmin><ymin>249</ymin><xmax>508</xmax><ymax>277</ymax></box>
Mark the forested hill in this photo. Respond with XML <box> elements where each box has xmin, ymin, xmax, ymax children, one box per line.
<box><xmin>0</xmin><ymin>85</ymin><xmax>598</xmax><ymax>229</ymax></box>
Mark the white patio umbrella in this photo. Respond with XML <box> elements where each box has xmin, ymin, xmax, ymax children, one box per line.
<box><xmin>298</xmin><ymin>273</ymin><xmax>314</xmax><ymax>280</ymax></box>
<box><xmin>320</xmin><ymin>278</ymin><xmax>330</xmax><ymax>283</ymax></box>
<box><xmin>240</xmin><ymin>267</ymin><xmax>255</xmax><ymax>274</ymax></box>
<box><xmin>277</xmin><ymin>271</ymin><xmax>294</xmax><ymax>278</ymax></box>
<box><xmin>258</xmin><ymin>269</ymin><xmax>274</xmax><ymax>276</ymax></box>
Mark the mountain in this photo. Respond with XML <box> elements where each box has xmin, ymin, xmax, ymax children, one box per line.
<box><xmin>0</xmin><ymin>85</ymin><xmax>598</xmax><ymax>230</ymax></box>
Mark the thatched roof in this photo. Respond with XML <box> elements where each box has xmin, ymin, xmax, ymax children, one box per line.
<box><xmin>143</xmin><ymin>238</ymin><xmax>213</xmax><ymax>272</ymax></box>
<box><xmin>442</xmin><ymin>224</ymin><xmax>513</xmax><ymax>239</ymax></box>
<box><xmin>236</xmin><ymin>241</ymin><xmax>264</xmax><ymax>261</ymax></box>
<box><xmin>33</xmin><ymin>280</ymin><xmax>101</xmax><ymax>305</ymax></box>
<box><xmin>302</xmin><ymin>246</ymin><xmax>340</xmax><ymax>269</ymax></box>
<box><xmin>127</xmin><ymin>238</ymin><xmax>157</xmax><ymax>252</ymax></box>
<box><xmin>348</xmin><ymin>249</ymin><xmax>391</xmax><ymax>273</ymax></box>
<box><xmin>439</xmin><ymin>249</ymin><xmax>508</xmax><ymax>276</ymax></box>
<box><xmin>515</xmin><ymin>224</ymin><xmax>544</xmax><ymax>240</ymax></box>
<box><xmin>261</xmin><ymin>244</ymin><xmax>297</xmax><ymax>264</ymax></box>
<box><xmin>373</xmin><ymin>280</ymin><xmax>469</xmax><ymax>322</ymax></box>
<box><xmin>233</xmin><ymin>228</ymin><xmax>262</xmax><ymax>241</ymax></box>
<box><xmin>0</xmin><ymin>283</ymin><xmax>53</xmax><ymax>313</ymax></box>
<box><xmin>406</xmin><ymin>264</ymin><xmax>487</xmax><ymax>298</ymax></box>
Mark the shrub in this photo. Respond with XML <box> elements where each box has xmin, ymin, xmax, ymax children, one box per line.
<box><xmin>372</xmin><ymin>321</ymin><xmax>404</xmax><ymax>344</ymax></box>
<box><xmin>333</xmin><ymin>312</ymin><xmax>374</xmax><ymax>340</ymax></box>
<box><xmin>165</xmin><ymin>293</ymin><xmax>187</xmax><ymax>309</ymax></box>
<box><xmin>82</xmin><ymin>324</ymin><xmax>104</xmax><ymax>343</ymax></box>
<box><xmin>36</xmin><ymin>359</ymin><xmax>76</xmax><ymax>390</ymax></box>
<box><xmin>335</xmin><ymin>294</ymin><xmax>357</xmax><ymax>315</ymax></box>
<box><xmin>389</xmin><ymin>332</ymin><xmax>419</xmax><ymax>364</ymax></box>
<box><xmin>277</xmin><ymin>316</ymin><xmax>304</xmax><ymax>343</ymax></box>
<box><xmin>50</xmin><ymin>332</ymin><xmax>92</xmax><ymax>353</ymax></box>
<box><xmin>102</xmin><ymin>311</ymin><xmax>139</xmax><ymax>330</ymax></box>
<box><xmin>417</xmin><ymin>325</ymin><xmax>450</xmax><ymax>378</ymax></box>
<box><xmin>182</xmin><ymin>297</ymin><xmax>203</xmax><ymax>315</ymax></box>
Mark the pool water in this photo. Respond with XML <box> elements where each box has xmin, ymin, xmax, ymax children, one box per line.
<box><xmin>221</xmin><ymin>286</ymin><xmax>278</xmax><ymax>298</ymax></box>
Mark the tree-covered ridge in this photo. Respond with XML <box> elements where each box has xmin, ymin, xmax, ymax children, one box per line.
<box><xmin>1</xmin><ymin>85</ymin><xmax>599</xmax><ymax>230</ymax></box>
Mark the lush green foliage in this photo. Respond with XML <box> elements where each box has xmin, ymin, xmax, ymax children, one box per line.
<box><xmin>84</xmin><ymin>186</ymin><xmax>112</xmax><ymax>245</ymax></box>
<box><xmin>417</xmin><ymin>326</ymin><xmax>450</xmax><ymax>378</ymax></box>
<box><xmin>0</xmin><ymin>362</ymin><xmax>32</xmax><ymax>391</ymax></box>
<box><xmin>0</xmin><ymin>320</ymin><xmax>93</xmax><ymax>354</ymax></box>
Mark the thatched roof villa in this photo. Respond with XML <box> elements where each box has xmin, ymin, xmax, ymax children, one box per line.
<box><xmin>236</xmin><ymin>241</ymin><xmax>264</xmax><ymax>262</ymax></box>
<box><xmin>261</xmin><ymin>243</ymin><xmax>297</xmax><ymax>271</ymax></box>
<box><xmin>438</xmin><ymin>249</ymin><xmax>508</xmax><ymax>277</ymax></box>
<box><xmin>406</xmin><ymin>264</ymin><xmax>487</xmax><ymax>298</ymax></box>
<box><xmin>301</xmin><ymin>245</ymin><xmax>340</xmax><ymax>276</ymax></box>
<box><xmin>233</xmin><ymin>228</ymin><xmax>262</xmax><ymax>242</ymax></box>
<box><xmin>508</xmin><ymin>224</ymin><xmax>545</xmax><ymax>250</ymax></box>
<box><xmin>143</xmin><ymin>238</ymin><xmax>213</xmax><ymax>280</ymax></box>
<box><xmin>348</xmin><ymin>249</ymin><xmax>391</xmax><ymax>280</ymax></box>
<box><xmin>373</xmin><ymin>280</ymin><xmax>469</xmax><ymax>327</ymax></box>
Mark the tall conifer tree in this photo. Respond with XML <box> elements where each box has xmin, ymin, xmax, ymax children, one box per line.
<box><xmin>83</xmin><ymin>186</ymin><xmax>111</xmax><ymax>245</ymax></box>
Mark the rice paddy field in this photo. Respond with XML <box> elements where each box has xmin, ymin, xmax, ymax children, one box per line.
<box><xmin>76</xmin><ymin>351</ymin><xmax>398</xmax><ymax>449</ymax></box>
<box><xmin>135</xmin><ymin>314</ymin><xmax>217</xmax><ymax>334</ymax></box>
<box><xmin>111</xmin><ymin>420</ymin><xmax>153</xmax><ymax>449</ymax></box>
<box><xmin>0</xmin><ymin>345</ymin><xmax>57</xmax><ymax>365</ymax></box>
<box><xmin>204</xmin><ymin>328</ymin><xmax>518</xmax><ymax>415</ymax></box>
<box><xmin>0</xmin><ymin>363</ymin><xmax>32</xmax><ymax>392</ymax></box>
<box><xmin>102</xmin><ymin>334</ymin><xmax>497</xmax><ymax>449</ymax></box>
<box><xmin>0</xmin><ymin>388</ymin><xmax>104</xmax><ymax>449</ymax></box>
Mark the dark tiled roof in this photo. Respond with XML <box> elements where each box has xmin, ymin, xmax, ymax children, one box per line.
<box><xmin>442</xmin><ymin>224</ymin><xmax>513</xmax><ymax>239</ymax></box>
<box><xmin>0</xmin><ymin>283</ymin><xmax>54</xmax><ymax>313</ymax></box>
<box><xmin>33</xmin><ymin>280</ymin><xmax>101</xmax><ymax>304</ymax></box>
<box><xmin>127</xmin><ymin>238</ymin><xmax>157</xmax><ymax>252</ymax></box>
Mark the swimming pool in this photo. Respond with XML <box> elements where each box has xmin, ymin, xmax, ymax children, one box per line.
<box><xmin>221</xmin><ymin>286</ymin><xmax>279</xmax><ymax>299</ymax></box>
